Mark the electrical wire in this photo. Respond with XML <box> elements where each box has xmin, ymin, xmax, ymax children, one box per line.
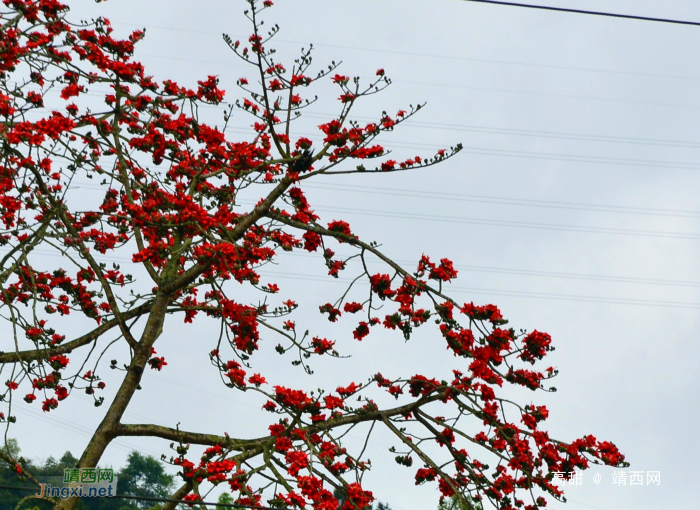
<box><xmin>219</xmin><ymin>120</ymin><xmax>700</xmax><ymax>151</ymax></box>
<box><xmin>109</xmin><ymin>20</ymin><xmax>700</xmax><ymax>82</ymax></box>
<box><xmin>130</xmin><ymin>50</ymin><xmax>700</xmax><ymax>111</ymax></box>
<box><xmin>372</xmin><ymin>121</ymin><xmax>700</xmax><ymax>149</ymax></box>
<box><xmin>7</xmin><ymin>181</ymin><xmax>700</xmax><ymax>287</ymax></box>
<box><xmin>257</xmin><ymin>270</ymin><xmax>700</xmax><ymax>310</ymax></box>
<box><xmin>67</xmin><ymin>179</ymin><xmax>700</xmax><ymax>239</ymax></box>
<box><xmin>25</xmin><ymin>27</ymin><xmax>693</xmax><ymax>112</ymax></box>
<box><xmin>248</xmin><ymin>201</ymin><xmax>700</xmax><ymax>241</ymax></box>
<box><xmin>462</xmin><ymin>0</ymin><xmax>700</xmax><ymax>27</ymax></box>
<box><xmin>66</xmin><ymin>178</ymin><xmax>700</xmax><ymax>241</ymax></box>
<box><xmin>65</xmin><ymin>168</ymin><xmax>700</xmax><ymax>221</ymax></box>
<box><xmin>4</xmin><ymin>246</ymin><xmax>698</xmax><ymax>309</ymax></box>
<box><xmin>11</xmin><ymin>405</ymin><xmax>163</xmax><ymax>458</ymax></box>
<box><xmin>34</xmin><ymin>84</ymin><xmax>700</xmax><ymax>174</ymax></box>
<box><xmin>160</xmin><ymin>123</ymin><xmax>700</xmax><ymax>172</ymax></box>
<box><xmin>301</xmin><ymin>182</ymin><xmax>700</xmax><ymax>219</ymax></box>
<box><xmin>32</xmin><ymin>84</ymin><xmax>700</xmax><ymax>165</ymax></box>
<box><xmin>0</xmin><ymin>484</ymin><xmax>274</xmax><ymax>509</ymax></box>
<box><xmin>218</xmin><ymin>123</ymin><xmax>700</xmax><ymax>172</ymax></box>
<box><xmin>280</xmin><ymin>252</ymin><xmax>700</xmax><ymax>289</ymax></box>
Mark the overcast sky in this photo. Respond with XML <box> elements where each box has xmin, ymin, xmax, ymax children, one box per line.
<box><xmin>8</xmin><ymin>1</ymin><xmax>700</xmax><ymax>509</ymax></box>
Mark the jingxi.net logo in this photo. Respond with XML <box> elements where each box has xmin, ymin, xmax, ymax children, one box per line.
<box><xmin>36</xmin><ymin>468</ymin><xmax>117</xmax><ymax>499</ymax></box>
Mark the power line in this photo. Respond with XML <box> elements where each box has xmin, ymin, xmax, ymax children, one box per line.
<box><xmin>302</xmin><ymin>182</ymin><xmax>700</xmax><ymax>219</ymax></box>
<box><xmin>442</xmin><ymin>146</ymin><xmax>700</xmax><ymax>170</ymax></box>
<box><xmin>36</xmin><ymin>22</ymin><xmax>696</xmax><ymax>112</ymax></box>
<box><xmin>12</xmin><ymin>405</ymin><xmax>163</xmax><ymax>459</ymax></box>
<box><xmin>36</xmin><ymin>83</ymin><xmax>700</xmax><ymax>156</ymax></box>
<box><xmin>434</xmin><ymin>264</ymin><xmax>700</xmax><ymax>289</ymax></box>
<box><xmin>8</xmin><ymin>182</ymin><xmax>700</xmax><ymax>286</ymax></box>
<box><xmin>8</xmin><ymin>241</ymin><xmax>700</xmax><ymax>292</ymax></box>
<box><xmin>0</xmin><ymin>484</ymin><xmax>274</xmax><ymax>509</ymax></box>
<box><xmin>242</xmin><ymin>201</ymin><xmax>700</xmax><ymax>241</ymax></box>
<box><xmin>225</xmin><ymin>118</ymin><xmax>700</xmax><ymax>150</ymax></box>
<box><xmin>174</xmin><ymin>119</ymin><xmax>700</xmax><ymax>167</ymax></box>
<box><xmin>462</xmin><ymin>0</ymin><xmax>700</xmax><ymax>27</ymax></box>
<box><xmin>68</xmin><ymin>157</ymin><xmax>700</xmax><ymax>224</ymax></box>
<box><xmin>390</xmin><ymin>120</ymin><xmax>700</xmax><ymax>149</ymax></box>
<box><xmin>393</xmin><ymin>81</ymin><xmax>700</xmax><ymax>111</ymax></box>
<box><xmin>58</xmin><ymin>114</ymin><xmax>700</xmax><ymax>178</ymax></box>
<box><xmin>31</xmin><ymin>83</ymin><xmax>700</xmax><ymax>160</ymax></box>
<box><xmin>223</xmin><ymin>131</ymin><xmax>700</xmax><ymax>171</ymax></box>
<box><xmin>259</xmin><ymin>270</ymin><xmax>700</xmax><ymax>310</ymax></box>
<box><xmin>65</xmin><ymin>181</ymin><xmax>700</xmax><ymax>240</ymax></box>
<box><xmin>110</xmin><ymin>21</ymin><xmax>700</xmax><ymax>82</ymax></box>
<box><xmin>282</xmin><ymin>252</ymin><xmax>700</xmax><ymax>289</ymax></box>
<box><xmin>66</xmin><ymin>175</ymin><xmax>700</xmax><ymax>223</ymax></box>
<box><xmin>28</xmin><ymin>82</ymin><xmax>700</xmax><ymax>147</ymax></box>
<box><xmin>129</xmin><ymin>51</ymin><xmax>700</xmax><ymax>111</ymax></box>
<box><xmin>5</xmin><ymin>245</ymin><xmax>700</xmax><ymax>309</ymax></box>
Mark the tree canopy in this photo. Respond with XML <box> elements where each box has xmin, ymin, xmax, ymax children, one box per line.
<box><xmin>0</xmin><ymin>1</ymin><xmax>627</xmax><ymax>509</ymax></box>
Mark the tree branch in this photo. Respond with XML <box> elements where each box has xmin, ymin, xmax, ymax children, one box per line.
<box><xmin>0</xmin><ymin>301</ymin><xmax>153</xmax><ymax>363</ymax></box>
<box><xmin>160</xmin><ymin>175</ymin><xmax>295</xmax><ymax>294</ymax></box>
<box><xmin>265</xmin><ymin>210</ymin><xmax>457</xmax><ymax>304</ymax></box>
<box><xmin>116</xmin><ymin>423</ymin><xmax>248</xmax><ymax>449</ymax></box>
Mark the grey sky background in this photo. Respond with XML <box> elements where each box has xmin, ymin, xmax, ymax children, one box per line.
<box><xmin>8</xmin><ymin>1</ymin><xmax>700</xmax><ymax>509</ymax></box>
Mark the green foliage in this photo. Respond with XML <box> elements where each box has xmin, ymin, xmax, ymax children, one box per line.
<box><xmin>117</xmin><ymin>451</ymin><xmax>174</xmax><ymax>508</ymax></box>
<box><xmin>438</xmin><ymin>495</ymin><xmax>484</xmax><ymax>510</ymax></box>
<box><xmin>38</xmin><ymin>451</ymin><xmax>81</xmax><ymax>477</ymax></box>
<box><xmin>2</xmin><ymin>438</ymin><xmax>21</xmax><ymax>459</ymax></box>
<box><xmin>218</xmin><ymin>493</ymin><xmax>235</xmax><ymax>504</ymax></box>
<box><xmin>0</xmin><ymin>443</ymin><xmax>173</xmax><ymax>510</ymax></box>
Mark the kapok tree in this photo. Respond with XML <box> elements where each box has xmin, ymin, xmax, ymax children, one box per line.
<box><xmin>0</xmin><ymin>1</ymin><xmax>628</xmax><ymax>509</ymax></box>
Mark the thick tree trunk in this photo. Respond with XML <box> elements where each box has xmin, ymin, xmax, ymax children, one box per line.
<box><xmin>55</xmin><ymin>293</ymin><xmax>170</xmax><ymax>510</ymax></box>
